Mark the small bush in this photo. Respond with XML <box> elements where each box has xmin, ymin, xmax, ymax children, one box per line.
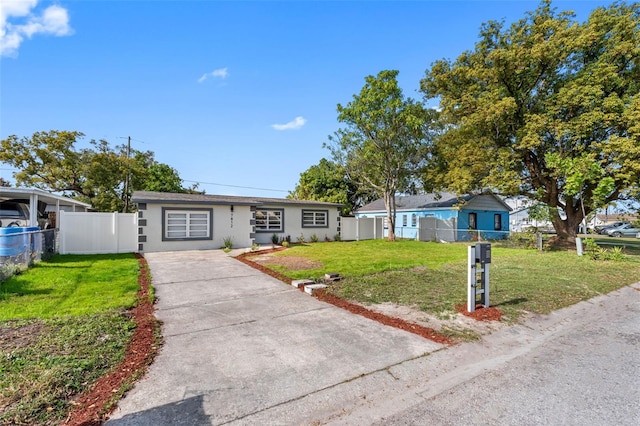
<box><xmin>282</xmin><ymin>241</ymin><xmax>290</xmax><ymax>248</ymax></box>
<box><xmin>223</xmin><ymin>236</ymin><xmax>233</xmax><ymax>250</ymax></box>
<box><xmin>584</xmin><ymin>238</ymin><xmax>627</xmax><ymax>261</ymax></box>
<box><xmin>507</xmin><ymin>231</ymin><xmax>539</xmax><ymax>249</ymax></box>
<box><xmin>324</xmin><ymin>234</ymin><xmax>331</xmax><ymax>242</ymax></box>
<box><xmin>297</xmin><ymin>233</ymin><xmax>306</xmax><ymax>243</ymax></box>
<box><xmin>310</xmin><ymin>234</ymin><xmax>319</xmax><ymax>243</ymax></box>
<box><xmin>271</xmin><ymin>233</ymin><xmax>279</xmax><ymax>245</ymax></box>
<box><xmin>333</xmin><ymin>234</ymin><xmax>341</xmax><ymax>242</ymax></box>
<box><xmin>251</xmin><ymin>242</ymin><xmax>260</xmax><ymax>252</ymax></box>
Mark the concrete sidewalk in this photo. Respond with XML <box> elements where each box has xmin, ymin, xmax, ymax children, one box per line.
<box><xmin>107</xmin><ymin>250</ymin><xmax>444</xmax><ymax>425</ymax></box>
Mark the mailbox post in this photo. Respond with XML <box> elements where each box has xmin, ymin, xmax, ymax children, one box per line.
<box><xmin>467</xmin><ymin>243</ymin><xmax>491</xmax><ymax>312</ymax></box>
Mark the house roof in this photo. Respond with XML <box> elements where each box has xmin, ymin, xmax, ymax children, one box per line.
<box><xmin>131</xmin><ymin>191</ymin><xmax>343</xmax><ymax>208</ymax></box>
<box><xmin>357</xmin><ymin>192</ymin><xmax>512</xmax><ymax>213</ymax></box>
<box><xmin>357</xmin><ymin>192</ymin><xmax>472</xmax><ymax>212</ymax></box>
<box><xmin>0</xmin><ymin>187</ymin><xmax>91</xmax><ymax>209</ymax></box>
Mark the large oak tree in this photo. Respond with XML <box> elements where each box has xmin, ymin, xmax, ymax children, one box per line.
<box><xmin>421</xmin><ymin>1</ymin><xmax>640</xmax><ymax>242</ymax></box>
<box><xmin>0</xmin><ymin>130</ymin><xmax>189</xmax><ymax>212</ymax></box>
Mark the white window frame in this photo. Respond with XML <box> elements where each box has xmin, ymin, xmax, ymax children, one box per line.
<box><xmin>302</xmin><ymin>209</ymin><xmax>329</xmax><ymax>228</ymax></box>
<box><xmin>255</xmin><ymin>209</ymin><xmax>284</xmax><ymax>232</ymax></box>
<box><xmin>162</xmin><ymin>208</ymin><xmax>212</xmax><ymax>241</ymax></box>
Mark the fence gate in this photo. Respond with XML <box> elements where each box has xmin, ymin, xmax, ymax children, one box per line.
<box><xmin>59</xmin><ymin>211</ymin><xmax>138</xmax><ymax>254</ymax></box>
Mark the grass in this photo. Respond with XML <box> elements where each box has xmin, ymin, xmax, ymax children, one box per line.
<box><xmin>268</xmin><ymin>239</ymin><xmax>468</xmax><ymax>280</ymax></box>
<box><xmin>0</xmin><ymin>253</ymin><xmax>141</xmax><ymax>425</ymax></box>
<box><xmin>265</xmin><ymin>240</ymin><xmax>640</xmax><ymax>323</ymax></box>
<box><xmin>0</xmin><ymin>253</ymin><xmax>139</xmax><ymax>320</ymax></box>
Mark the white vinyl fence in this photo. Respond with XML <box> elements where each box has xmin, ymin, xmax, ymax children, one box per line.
<box><xmin>59</xmin><ymin>211</ymin><xmax>138</xmax><ymax>254</ymax></box>
<box><xmin>341</xmin><ymin>217</ymin><xmax>385</xmax><ymax>241</ymax></box>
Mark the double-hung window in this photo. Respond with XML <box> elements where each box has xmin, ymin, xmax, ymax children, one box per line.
<box><xmin>163</xmin><ymin>208</ymin><xmax>212</xmax><ymax>240</ymax></box>
<box><xmin>302</xmin><ymin>210</ymin><xmax>328</xmax><ymax>228</ymax></box>
<box><xmin>255</xmin><ymin>209</ymin><xmax>284</xmax><ymax>232</ymax></box>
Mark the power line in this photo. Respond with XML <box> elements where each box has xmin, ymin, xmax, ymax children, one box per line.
<box><xmin>182</xmin><ymin>179</ymin><xmax>289</xmax><ymax>193</ymax></box>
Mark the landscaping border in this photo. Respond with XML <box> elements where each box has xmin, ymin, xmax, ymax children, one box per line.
<box><xmin>63</xmin><ymin>254</ymin><xmax>160</xmax><ymax>426</ymax></box>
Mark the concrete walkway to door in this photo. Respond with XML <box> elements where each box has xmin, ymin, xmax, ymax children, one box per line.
<box><xmin>107</xmin><ymin>250</ymin><xmax>444</xmax><ymax>425</ymax></box>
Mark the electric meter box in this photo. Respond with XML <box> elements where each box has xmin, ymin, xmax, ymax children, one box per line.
<box><xmin>475</xmin><ymin>243</ymin><xmax>491</xmax><ymax>264</ymax></box>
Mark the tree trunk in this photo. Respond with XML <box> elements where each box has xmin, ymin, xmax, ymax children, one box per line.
<box><xmin>550</xmin><ymin>204</ymin><xmax>583</xmax><ymax>244</ymax></box>
<box><xmin>384</xmin><ymin>191</ymin><xmax>396</xmax><ymax>241</ymax></box>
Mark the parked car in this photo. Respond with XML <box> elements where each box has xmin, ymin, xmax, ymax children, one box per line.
<box><xmin>596</xmin><ymin>221</ymin><xmax>628</xmax><ymax>234</ymax></box>
<box><xmin>0</xmin><ymin>199</ymin><xmax>51</xmax><ymax>228</ymax></box>
<box><xmin>605</xmin><ymin>223</ymin><xmax>639</xmax><ymax>238</ymax></box>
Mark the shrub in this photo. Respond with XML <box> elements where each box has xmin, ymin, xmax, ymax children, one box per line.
<box><xmin>310</xmin><ymin>234</ymin><xmax>319</xmax><ymax>243</ymax></box>
<box><xmin>223</xmin><ymin>236</ymin><xmax>233</xmax><ymax>250</ymax></box>
<box><xmin>271</xmin><ymin>233</ymin><xmax>279</xmax><ymax>245</ymax></box>
<box><xmin>333</xmin><ymin>233</ymin><xmax>341</xmax><ymax>242</ymax></box>
<box><xmin>507</xmin><ymin>231</ymin><xmax>538</xmax><ymax>249</ymax></box>
<box><xmin>297</xmin><ymin>233</ymin><xmax>306</xmax><ymax>244</ymax></box>
<box><xmin>282</xmin><ymin>241</ymin><xmax>290</xmax><ymax>248</ymax></box>
<box><xmin>584</xmin><ymin>238</ymin><xmax>627</xmax><ymax>261</ymax></box>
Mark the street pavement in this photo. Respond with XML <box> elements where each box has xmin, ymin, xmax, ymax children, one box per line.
<box><xmin>107</xmin><ymin>250</ymin><xmax>640</xmax><ymax>425</ymax></box>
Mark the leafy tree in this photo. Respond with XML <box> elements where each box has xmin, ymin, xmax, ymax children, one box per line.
<box><xmin>421</xmin><ymin>0</ymin><xmax>640</xmax><ymax>243</ymax></box>
<box><xmin>327</xmin><ymin>70</ymin><xmax>435</xmax><ymax>240</ymax></box>
<box><xmin>143</xmin><ymin>163</ymin><xmax>184</xmax><ymax>193</ymax></box>
<box><xmin>288</xmin><ymin>158</ymin><xmax>376</xmax><ymax>215</ymax></box>
<box><xmin>0</xmin><ymin>130</ymin><xmax>188</xmax><ymax>212</ymax></box>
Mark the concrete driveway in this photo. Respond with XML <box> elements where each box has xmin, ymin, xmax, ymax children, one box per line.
<box><xmin>107</xmin><ymin>250</ymin><xmax>444</xmax><ymax>425</ymax></box>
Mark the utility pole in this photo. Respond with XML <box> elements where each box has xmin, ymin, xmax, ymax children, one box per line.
<box><xmin>124</xmin><ymin>136</ymin><xmax>131</xmax><ymax>213</ymax></box>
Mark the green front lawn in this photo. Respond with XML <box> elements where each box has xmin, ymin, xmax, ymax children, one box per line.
<box><xmin>0</xmin><ymin>253</ymin><xmax>141</xmax><ymax>425</ymax></box>
<box><xmin>265</xmin><ymin>240</ymin><xmax>640</xmax><ymax>322</ymax></box>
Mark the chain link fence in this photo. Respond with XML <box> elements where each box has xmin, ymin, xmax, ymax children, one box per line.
<box><xmin>0</xmin><ymin>228</ymin><xmax>57</xmax><ymax>281</ymax></box>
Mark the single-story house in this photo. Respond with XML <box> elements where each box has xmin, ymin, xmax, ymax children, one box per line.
<box><xmin>131</xmin><ymin>191</ymin><xmax>343</xmax><ymax>252</ymax></box>
<box><xmin>355</xmin><ymin>192</ymin><xmax>511</xmax><ymax>241</ymax></box>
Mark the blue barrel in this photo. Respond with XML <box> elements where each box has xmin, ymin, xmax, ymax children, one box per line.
<box><xmin>0</xmin><ymin>227</ymin><xmax>27</xmax><ymax>257</ymax></box>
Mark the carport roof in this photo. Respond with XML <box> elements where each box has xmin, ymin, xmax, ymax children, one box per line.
<box><xmin>131</xmin><ymin>191</ymin><xmax>343</xmax><ymax>208</ymax></box>
<box><xmin>0</xmin><ymin>187</ymin><xmax>91</xmax><ymax>209</ymax></box>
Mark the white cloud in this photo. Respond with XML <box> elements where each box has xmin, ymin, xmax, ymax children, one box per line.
<box><xmin>197</xmin><ymin>67</ymin><xmax>228</xmax><ymax>83</ymax></box>
<box><xmin>271</xmin><ymin>116</ymin><xmax>307</xmax><ymax>131</ymax></box>
<box><xmin>1</xmin><ymin>1</ymin><xmax>72</xmax><ymax>57</ymax></box>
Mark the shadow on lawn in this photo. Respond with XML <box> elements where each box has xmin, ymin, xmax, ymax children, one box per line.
<box><xmin>493</xmin><ymin>297</ymin><xmax>528</xmax><ymax>307</ymax></box>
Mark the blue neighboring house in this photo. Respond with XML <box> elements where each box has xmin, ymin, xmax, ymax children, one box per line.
<box><xmin>355</xmin><ymin>192</ymin><xmax>512</xmax><ymax>241</ymax></box>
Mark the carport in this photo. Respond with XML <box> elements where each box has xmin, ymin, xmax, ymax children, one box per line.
<box><xmin>0</xmin><ymin>187</ymin><xmax>91</xmax><ymax>228</ymax></box>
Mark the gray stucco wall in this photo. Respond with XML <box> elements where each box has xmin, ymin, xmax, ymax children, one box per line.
<box><xmin>137</xmin><ymin>203</ymin><xmax>254</xmax><ymax>252</ymax></box>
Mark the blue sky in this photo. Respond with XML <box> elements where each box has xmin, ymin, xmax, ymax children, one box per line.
<box><xmin>1</xmin><ymin>0</ymin><xmax>613</xmax><ymax>198</ymax></box>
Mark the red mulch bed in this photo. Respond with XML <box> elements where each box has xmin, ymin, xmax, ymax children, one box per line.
<box><xmin>455</xmin><ymin>304</ymin><xmax>503</xmax><ymax>322</ymax></box>
<box><xmin>315</xmin><ymin>289</ymin><xmax>455</xmax><ymax>345</ymax></box>
<box><xmin>236</xmin><ymin>248</ymin><xmax>293</xmax><ymax>284</ymax></box>
<box><xmin>62</xmin><ymin>254</ymin><xmax>159</xmax><ymax>426</ymax></box>
<box><xmin>237</xmin><ymin>249</ymin><xmax>454</xmax><ymax>346</ymax></box>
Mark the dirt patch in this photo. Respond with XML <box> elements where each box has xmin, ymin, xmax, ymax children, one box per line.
<box><xmin>363</xmin><ymin>302</ymin><xmax>507</xmax><ymax>338</ymax></box>
<box><xmin>0</xmin><ymin>320</ymin><xmax>46</xmax><ymax>352</ymax></box>
<box><xmin>250</xmin><ymin>255</ymin><xmax>322</xmax><ymax>271</ymax></box>
<box><xmin>63</xmin><ymin>253</ymin><xmax>160</xmax><ymax>426</ymax></box>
